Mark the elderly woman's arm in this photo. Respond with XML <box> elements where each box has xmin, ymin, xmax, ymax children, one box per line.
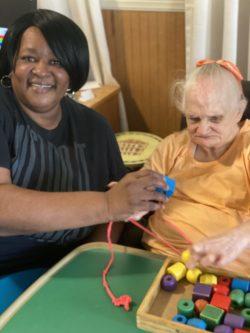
<box><xmin>188</xmin><ymin>222</ymin><xmax>250</xmax><ymax>268</ymax></box>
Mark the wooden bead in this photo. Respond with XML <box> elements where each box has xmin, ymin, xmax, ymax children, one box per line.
<box><xmin>213</xmin><ymin>284</ymin><xmax>230</xmax><ymax>296</ymax></box>
<box><xmin>161</xmin><ymin>274</ymin><xmax>177</xmax><ymax>292</ymax></box>
<box><xmin>181</xmin><ymin>249</ymin><xmax>191</xmax><ymax>264</ymax></box>
<box><xmin>166</xmin><ymin>262</ymin><xmax>187</xmax><ymax>282</ymax></box>
<box><xmin>230</xmin><ymin>289</ymin><xmax>245</xmax><ymax>308</ymax></box>
<box><xmin>200</xmin><ymin>273</ymin><xmax>217</xmax><ymax>285</ymax></box>
<box><xmin>210</xmin><ymin>293</ymin><xmax>231</xmax><ymax>312</ymax></box>
<box><xmin>231</xmin><ymin>278</ymin><xmax>250</xmax><ymax>293</ymax></box>
<box><xmin>192</xmin><ymin>282</ymin><xmax>213</xmax><ymax>302</ymax></box>
<box><xmin>172</xmin><ymin>314</ymin><xmax>187</xmax><ymax>324</ymax></box>
<box><xmin>200</xmin><ymin>304</ymin><xmax>224</xmax><ymax>330</ymax></box>
<box><xmin>194</xmin><ymin>299</ymin><xmax>208</xmax><ymax>315</ymax></box>
<box><xmin>245</xmin><ymin>293</ymin><xmax>250</xmax><ymax>307</ymax></box>
<box><xmin>214</xmin><ymin>325</ymin><xmax>233</xmax><ymax>333</ymax></box>
<box><xmin>187</xmin><ymin>317</ymin><xmax>207</xmax><ymax>330</ymax></box>
<box><xmin>177</xmin><ymin>298</ymin><xmax>195</xmax><ymax>318</ymax></box>
<box><xmin>240</xmin><ymin>308</ymin><xmax>250</xmax><ymax>327</ymax></box>
<box><xmin>224</xmin><ymin>313</ymin><xmax>245</xmax><ymax>329</ymax></box>
<box><xmin>218</xmin><ymin>276</ymin><xmax>231</xmax><ymax>288</ymax></box>
<box><xmin>186</xmin><ymin>268</ymin><xmax>202</xmax><ymax>284</ymax></box>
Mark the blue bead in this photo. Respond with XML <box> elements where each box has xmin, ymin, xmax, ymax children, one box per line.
<box><xmin>231</xmin><ymin>278</ymin><xmax>250</xmax><ymax>293</ymax></box>
<box><xmin>172</xmin><ymin>314</ymin><xmax>187</xmax><ymax>324</ymax></box>
<box><xmin>156</xmin><ymin>176</ymin><xmax>176</xmax><ymax>198</ymax></box>
<box><xmin>187</xmin><ymin>317</ymin><xmax>207</xmax><ymax>330</ymax></box>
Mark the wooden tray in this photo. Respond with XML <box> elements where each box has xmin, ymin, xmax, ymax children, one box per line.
<box><xmin>137</xmin><ymin>258</ymin><xmax>249</xmax><ymax>333</ymax></box>
<box><xmin>0</xmin><ymin>242</ymin><xmax>164</xmax><ymax>333</ymax></box>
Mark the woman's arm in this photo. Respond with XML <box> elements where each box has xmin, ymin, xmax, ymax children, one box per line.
<box><xmin>188</xmin><ymin>222</ymin><xmax>250</xmax><ymax>268</ymax></box>
<box><xmin>0</xmin><ymin>167</ymin><xmax>167</xmax><ymax>236</ymax></box>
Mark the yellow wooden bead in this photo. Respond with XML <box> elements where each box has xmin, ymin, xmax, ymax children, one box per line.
<box><xmin>186</xmin><ymin>268</ymin><xmax>202</xmax><ymax>284</ymax></box>
<box><xmin>167</xmin><ymin>262</ymin><xmax>187</xmax><ymax>281</ymax></box>
<box><xmin>181</xmin><ymin>249</ymin><xmax>191</xmax><ymax>264</ymax></box>
<box><xmin>199</xmin><ymin>273</ymin><xmax>217</xmax><ymax>285</ymax></box>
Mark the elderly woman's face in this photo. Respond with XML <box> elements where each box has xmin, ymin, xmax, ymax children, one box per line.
<box><xmin>10</xmin><ymin>26</ymin><xmax>70</xmax><ymax>115</ymax></box>
<box><xmin>185</xmin><ymin>80</ymin><xmax>242</xmax><ymax>150</ymax></box>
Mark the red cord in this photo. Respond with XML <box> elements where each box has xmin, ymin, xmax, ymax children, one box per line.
<box><xmin>102</xmin><ymin>217</ymin><xmax>192</xmax><ymax>311</ymax></box>
<box><xmin>102</xmin><ymin>221</ymin><xmax>132</xmax><ymax>311</ymax></box>
<box><xmin>128</xmin><ymin>218</ymin><xmax>182</xmax><ymax>255</ymax></box>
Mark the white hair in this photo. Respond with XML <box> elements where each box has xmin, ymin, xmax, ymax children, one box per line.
<box><xmin>172</xmin><ymin>63</ymin><xmax>247</xmax><ymax>116</ymax></box>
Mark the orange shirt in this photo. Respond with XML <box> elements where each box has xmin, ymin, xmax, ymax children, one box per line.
<box><xmin>143</xmin><ymin>120</ymin><xmax>250</xmax><ymax>276</ymax></box>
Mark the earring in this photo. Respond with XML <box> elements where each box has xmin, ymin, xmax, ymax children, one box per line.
<box><xmin>65</xmin><ymin>88</ymin><xmax>74</xmax><ymax>97</ymax></box>
<box><xmin>0</xmin><ymin>74</ymin><xmax>11</xmax><ymax>88</ymax></box>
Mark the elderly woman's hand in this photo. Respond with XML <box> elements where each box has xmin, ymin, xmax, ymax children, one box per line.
<box><xmin>187</xmin><ymin>222</ymin><xmax>250</xmax><ymax>269</ymax></box>
<box><xmin>105</xmin><ymin>169</ymin><xmax>167</xmax><ymax>222</ymax></box>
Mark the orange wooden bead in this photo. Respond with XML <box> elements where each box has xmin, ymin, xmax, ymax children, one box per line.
<box><xmin>194</xmin><ymin>299</ymin><xmax>208</xmax><ymax>315</ymax></box>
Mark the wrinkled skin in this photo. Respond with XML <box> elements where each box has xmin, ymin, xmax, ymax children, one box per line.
<box><xmin>187</xmin><ymin>222</ymin><xmax>250</xmax><ymax>276</ymax></box>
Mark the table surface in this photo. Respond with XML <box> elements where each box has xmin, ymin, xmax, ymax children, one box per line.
<box><xmin>0</xmin><ymin>243</ymin><xmax>164</xmax><ymax>333</ymax></box>
<box><xmin>75</xmin><ymin>85</ymin><xmax>120</xmax><ymax>108</ymax></box>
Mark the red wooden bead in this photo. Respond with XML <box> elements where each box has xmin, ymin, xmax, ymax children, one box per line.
<box><xmin>234</xmin><ymin>329</ymin><xmax>249</xmax><ymax>333</ymax></box>
<box><xmin>210</xmin><ymin>293</ymin><xmax>231</xmax><ymax>312</ymax></box>
<box><xmin>213</xmin><ymin>284</ymin><xmax>230</xmax><ymax>296</ymax></box>
<box><xmin>194</xmin><ymin>299</ymin><xmax>208</xmax><ymax>314</ymax></box>
<box><xmin>218</xmin><ymin>276</ymin><xmax>231</xmax><ymax>288</ymax></box>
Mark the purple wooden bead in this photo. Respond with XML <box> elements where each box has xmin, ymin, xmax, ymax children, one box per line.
<box><xmin>192</xmin><ymin>283</ymin><xmax>213</xmax><ymax>302</ymax></box>
<box><xmin>224</xmin><ymin>313</ymin><xmax>245</xmax><ymax>329</ymax></box>
<box><xmin>161</xmin><ymin>274</ymin><xmax>177</xmax><ymax>292</ymax></box>
<box><xmin>214</xmin><ymin>325</ymin><xmax>233</xmax><ymax>333</ymax></box>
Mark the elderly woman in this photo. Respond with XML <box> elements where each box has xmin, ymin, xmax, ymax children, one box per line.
<box><xmin>143</xmin><ymin>59</ymin><xmax>250</xmax><ymax>276</ymax></box>
<box><xmin>0</xmin><ymin>8</ymin><xmax>166</xmax><ymax>310</ymax></box>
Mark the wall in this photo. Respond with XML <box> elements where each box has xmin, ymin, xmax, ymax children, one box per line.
<box><xmin>102</xmin><ymin>3</ymin><xmax>185</xmax><ymax>137</ymax></box>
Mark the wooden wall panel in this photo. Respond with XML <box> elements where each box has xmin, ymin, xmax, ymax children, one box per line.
<box><xmin>102</xmin><ymin>10</ymin><xmax>185</xmax><ymax>138</ymax></box>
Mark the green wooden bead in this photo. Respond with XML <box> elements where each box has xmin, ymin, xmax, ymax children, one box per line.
<box><xmin>230</xmin><ymin>289</ymin><xmax>245</xmax><ymax>308</ymax></box>
<box><xmin>200</xmin><ymin>304</ymin><xmax>224</xmax><ymax>330</ymax></box>
<box><xmin>245</xmin><ymin>293</ymin><xmax>250</xmax><ymax>307</ymax></box>
<box><xmin>177</xmin><ymin>299</ymin><xmax>195</xmax><ymax>318</ymax></box>
<box><xmin>241</xmin><ymin>308</ymin><xmax>250</xmax><ymax>327</ymax></box>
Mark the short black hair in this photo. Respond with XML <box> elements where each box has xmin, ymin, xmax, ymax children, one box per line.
<box><xmin>0</xmin><ymin>9</ymin><xmax>89</xmax><ymax>92</ymax></box>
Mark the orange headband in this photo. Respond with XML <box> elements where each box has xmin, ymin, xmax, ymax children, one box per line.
<box><xmin>196</xmin><ymin>59</ymin><xmax>243</xmax><ymax>81</ymax></box>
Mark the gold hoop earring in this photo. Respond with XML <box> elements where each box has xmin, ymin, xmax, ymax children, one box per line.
<box><xmin>0</xmin><ymin>75</ymin><xmax>11</xmax><ymax>88</ymax></box>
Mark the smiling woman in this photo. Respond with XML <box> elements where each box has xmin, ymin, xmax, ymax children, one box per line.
<box><xmin>11</xmin><ymin>27</ymin><xmax>70</xmax><ymax>128</ymax></box>
<box><xmin>0</xmin><ymin>8</ymin><xmax>168</xmax><ymax>311</ymax></box>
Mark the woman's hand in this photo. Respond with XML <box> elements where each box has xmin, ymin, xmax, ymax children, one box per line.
<box><xmin>187</xmin><ymin>223</ymin><xmax>250</xmax><ymax>269</ymax></box>
<box><xmin>105</xmin><ymin>169</ymin><xmax>167</xmax><ymax>222</ymax></box>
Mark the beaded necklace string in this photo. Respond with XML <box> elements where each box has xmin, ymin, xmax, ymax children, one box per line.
<box><xmin>102</xmin><ymin>215</ymin><xmax>193</xmax><ymax>311</ymax></box>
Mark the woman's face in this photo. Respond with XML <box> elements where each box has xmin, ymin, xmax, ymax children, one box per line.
<box><xmin>11</xmin><ymin>26</ymin><xmax>70</xmax><ymax>115</ymax></box>
<box><xmin>185</xmin><ymin>80</ymin><xmax>242</xmax><ymax>150</ymax></box>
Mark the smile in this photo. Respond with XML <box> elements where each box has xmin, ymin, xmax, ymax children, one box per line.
<box><xmin>30</xmin><ymin>83</ymin><xmax>54</xmax><ymax>88</ymax></box>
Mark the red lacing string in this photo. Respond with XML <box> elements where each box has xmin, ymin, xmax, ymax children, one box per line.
<box><xmin>102</xmin><ymin>216</ymin><xmax>192</xmax><ymax>311</ymax></box>
<box><xmin>102</xmin><ymin>221</ymin><xmax>132</xmax><ymax>311</ymax></box>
